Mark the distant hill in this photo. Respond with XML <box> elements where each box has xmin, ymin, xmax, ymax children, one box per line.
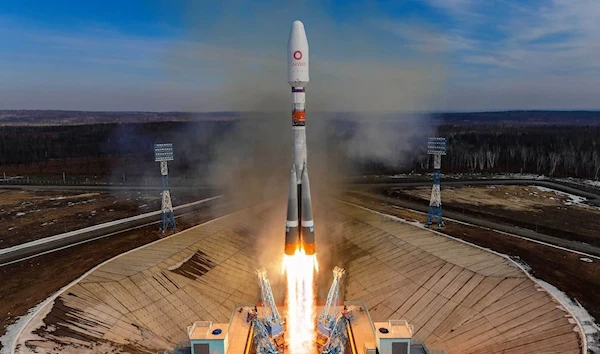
<box><xmin>433</xmin><ymin>110</ymin><xmax>600</xmax><ymax>126</ymax></box>
<box><xmin>0</xmin><ymin>110</ymin><xmax>241</xmax><ymax>126</ymax></box>
<box><xmin>1</xmin><ymin>110</ymin><xmax>600</xmax><ymax>126</ymax></box>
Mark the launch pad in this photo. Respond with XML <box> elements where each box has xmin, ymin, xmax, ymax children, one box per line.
<box><xmin>187</xmin><ymin>266</ymin><xmax>417</xmax><ymax>354</ymax></box>
<box><xmin>13</xmin><ymin>200</ymin><xmax>585</xmax><ymax>354</ymax></box>
<box><xmin>188</xmin><ymin>303</ymin><xmax>416</xmax><ymax>354</ymax></box>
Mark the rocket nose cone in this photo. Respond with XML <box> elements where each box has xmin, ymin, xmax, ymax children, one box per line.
<box><xmin>291</xmin><ymin>20</ymin><xmax>305</xmax><ymax>33</ymax></box>
<box><xmin>288</xmin><ymin>20</ymin><xmax>309</xmax><ymax>85</ymax></box>
<box><xmin>289</xmin><ymin>20</ymin><xmax>307</xmax><ymax>44</ymax></box>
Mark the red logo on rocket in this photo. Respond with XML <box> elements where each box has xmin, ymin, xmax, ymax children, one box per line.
<box><xmin>293</xmin><ymin>51</ymin><xmax>303</xmax><ymax>60</ymax></box>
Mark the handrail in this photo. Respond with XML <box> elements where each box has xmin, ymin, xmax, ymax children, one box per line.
<box><xmin>346</xmin><ymin>322</ymin><xmax>358</xmax><ymax>354</ymax></box>
<box><xmin>244</xmin><ymin>323</ymin><xmax>254</xmax><ymax>354</ymax></box>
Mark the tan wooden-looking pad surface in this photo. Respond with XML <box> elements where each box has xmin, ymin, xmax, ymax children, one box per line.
<box><xmin>15</xmin><ymin>202</ymin><xmax>583</xmax><ymax>353</ymax></box>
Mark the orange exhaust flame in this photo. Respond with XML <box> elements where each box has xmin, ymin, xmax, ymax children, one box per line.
<box><xmin>282</xmin><ymin>249</ymin><xmax>318</xmax><ymax>353</ymax></box>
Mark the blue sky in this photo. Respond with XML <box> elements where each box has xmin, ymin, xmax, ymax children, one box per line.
<box><xmin>0</xmin><ymin>0</ymin><xmax>599</xmax><ymax>111</ymax></box>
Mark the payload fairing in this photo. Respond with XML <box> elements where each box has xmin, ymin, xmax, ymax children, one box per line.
<box><xmin>285</xmin><ymin>20</ymin><xmax>315</xmax><ymax>256</ymax></box>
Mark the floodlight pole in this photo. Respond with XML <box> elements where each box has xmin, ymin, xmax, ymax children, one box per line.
<box><xmin>425</xmin><ymin>137</ymin><xmax>446</xmax><ymax>229</ymax></box>
<box><xmin>160</xmin><ymin>161</ymin><xmax>176</xmax><ymax>233</ymax></box>
<box><xmin>154</xmin><ymin>144</ymin><xmax>176</xmax><ymax>234</ymax></box>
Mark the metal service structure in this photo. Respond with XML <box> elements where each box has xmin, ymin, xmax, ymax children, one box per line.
<box><xmin>425</xmin><ymin>137</ymin><xmax>447</xmax><ymax>228</ymax></box>
<box><xmin>187</xmin><ymin>263</ymin><xmax>417</xmax><ymax>354</ymax></box>
<box><xmin>154</xmin><ymin>143</ymin><xmax>176</xmax><ymax>234</ymax></box>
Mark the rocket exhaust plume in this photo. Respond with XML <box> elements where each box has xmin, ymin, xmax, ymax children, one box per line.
<box><xmin>284</xmin><ymin>249</ymin><xmax>317</xmax><ymax>353</ymax></box>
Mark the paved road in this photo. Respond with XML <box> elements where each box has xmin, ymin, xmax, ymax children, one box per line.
<box><xmin>0</xmin><ymin>183</ymin><xmax>213</xmax><ymax>192</ymax></box>
<box><xmin>4</xmin><ymin>178</ymin><xmax>599</xmax><ymax>263</ymax></box>
<box><xmin>0</xmin><ymin>196</ymin><xmax>224</xmax><ymax>266</ymax></box>
<box><xmin>346</xmin><ymin>190</ymin><xmax>600</xmax><ymax>258</ymax></box>
<box><xmin>3</xmin><ymin>178</ymin><xmax>599</xmax><ymax>202</ymax></box>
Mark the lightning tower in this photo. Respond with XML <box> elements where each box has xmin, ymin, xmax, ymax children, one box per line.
<box><xmin>256</xmin><ymin>268</ymin><xmax>284</xmax><ymax>337</ymax></box>
<box><xmin>425</xmin><ymin>137</ymin><xmax>447</xmax><ymax>228</ymax></box>
<box><xmin>154</xmin><ymin>143</ymin><xmax>176</xmax><ymax>234</ymax></box>
<box><xmin>318</xmin><ymin>266</ymin><xmax>345</xmax><ymax>336</ymax></box>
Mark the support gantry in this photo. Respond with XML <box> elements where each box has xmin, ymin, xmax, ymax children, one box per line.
<box><xmin>321</xmin><ymin>315</ymin><xmax>350</xmax><ymax>354</ymax></box>
<box><xmin>256</xmin><ymin>268</ymin><xmax>284</xmax><ymax>337</ymax></box>
<box><xmin>318</xmin><ymin>266</ymin><xmax>345</xmax><ymax>336</ymax></box>
<box><xmin>252</xmin><ymin>316</ymin><xmax>280</xmax><ymax>354</ymax></box>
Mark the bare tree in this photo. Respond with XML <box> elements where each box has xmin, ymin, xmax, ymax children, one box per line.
<box><xmin>477</xmin><ymin>148</ymin><xmax>486</xmax><ymax>171</ymax></box>
<box><xmin>580</xmin><ymin>150</ymin><xmax>591</xmax><ymax>177</ymax></box>
<box><xmin>536</xmin><ymin>152</ymin><xmax>547</xmax><ymax>173</ymax></box>
<box><xmin>563</xmin><ymin>148</ymin><xmax>577</xmax><ymax>175</ymax></box>
<box><xmin>593</xmin><ymin>150</ymin><xmax>600</xmax><ymax>180</ymax></box>
<box><xmin>486</xmin><ymin>147</ymin><xmax>500</xmax><ymax>169</ymax></box>
<box><xmin>520</xmin><ymin>146</ymin><xmax>530</xmax><ymax>173</ymax></box>
<box><xmin>548</xmin><ymin>152</ymin><xmax>561</xmax><ymax>176</ymax></box>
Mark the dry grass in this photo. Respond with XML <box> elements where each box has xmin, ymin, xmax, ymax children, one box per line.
<box><xmin>401</xmin><ymin>185</ymin><xmax>599</xmax><ymax>212</ymax></box>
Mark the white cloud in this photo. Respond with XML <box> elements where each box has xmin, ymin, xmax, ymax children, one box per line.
<box><xmin>421</xmin><ymin>0</ymin><xmax>600</xmax><ymax>109</ymax></box>
<box><xmin>1</xmin><ymin>0</ymin><xmax>599</xmax><ymax>110</ymax></box>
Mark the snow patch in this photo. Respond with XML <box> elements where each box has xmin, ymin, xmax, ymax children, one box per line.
<box><xmin>534</xmin><ymin>186</ymin><xmax>590</xmax><ymax>207</ymax></box>
<box><xmin>389</xmin><ymin>174</ymin><xmax>410</xmax><ymax>179</ymax></box>
<box><xmin>536</xmin><ymin>279</ymin><xmax>600</xmax><ymax>353</ymax></box>
<box><xmin>509</xmin><ymin>256</ymin><xmax>532</xmax><ymax>272</ymax></box>
<box><xmin>0</xmin><ymin>297</ymin><xmax>55</xmax><ymax>354</ymax></box>
<box><xmin>12</xmin><ymin>299</ymin><xmax>56</xmax><ymax>350</ymax></box>
<box><xmin>15</xmin><ymin>212</ymin><xmax>25</xmax><ymax>217</ymax></box>
<box><xmin>580</xmin><ymin>257</ymin><xmax>594</xmax><ymax>263</ymax></box>
<box><xmin>168</xmin><ymin>253</ymin><xmax>195</xmax><ymax>271</ymax></box>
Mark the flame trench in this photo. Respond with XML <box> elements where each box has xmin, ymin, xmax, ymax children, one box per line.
<box><xmin>283</xmin><ymin>250</ymin><xmax>318</xmax><ymax>353</ymax></box>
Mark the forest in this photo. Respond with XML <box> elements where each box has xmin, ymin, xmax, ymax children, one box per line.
<box><xmin>1</xmin><ymin>112</ymin><xmax>600</xmax><ymax>182</ymax></box>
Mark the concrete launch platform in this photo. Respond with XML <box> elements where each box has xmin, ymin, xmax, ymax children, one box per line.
<box><xmin>13</xmin><ymin>201</ymin><xmax>584</xmax><ymax>353</ymax></box>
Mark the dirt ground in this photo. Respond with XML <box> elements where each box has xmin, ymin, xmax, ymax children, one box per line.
<box><xmin>403</xmin><ymin>185</ymin><xmax>597</xmax><ymax>211</ymax></box>
<box><xmin>0</xmin><ymin>199</ymin><xmax>231</xmax><ymax>352</ymax></box>
<box><xmin>0</xmin><ymin>188</ymin><xmax>210</xmax><ymax>249</ymax></box>
<box><xmin>387</xmin><ymin>185</ymin><xmax>600</xmax><ymax>248</ymax></box>
<box><xmin>342</xmin><ymin>192</ymin><xmax>600</xmax><ymax>325</ymax></box>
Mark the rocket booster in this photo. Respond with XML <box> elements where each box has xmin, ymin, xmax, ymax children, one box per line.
<box><xmin>285</xmin><ymin>20</ymin><xmax>315</xmax><ymax>256</ymax></box>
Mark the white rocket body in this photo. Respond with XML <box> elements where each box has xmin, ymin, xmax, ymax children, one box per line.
<box><xmin>285</xmin><ymin>20</ymin><xmax>315</xmax><ymax>256</ymax></box>
<box><xmin>288</xmin><ymin>20</ymin><xmax>309</xmax><ymax>182</ymax></box>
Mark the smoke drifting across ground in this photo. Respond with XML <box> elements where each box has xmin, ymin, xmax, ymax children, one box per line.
<box><xmin>165</xmin><ymin>0</ymin><xmax>447</xmax><ymax>293</ymax></box>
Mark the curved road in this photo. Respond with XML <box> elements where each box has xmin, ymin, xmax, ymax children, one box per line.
<box><xmin>0</xmin><ymin>196</ymin><xmax>224</xmax><ymax>266</ymax></box>
<box><xmin>4</xmin><ymin>178</ymin><xmax>599</xmax><ymax>203</ymax></box>
<box><xmin>346</xmin><ymin>178</ymin><xmax>600</xmax><ymax>259</ymax></box>
<box><xmin>2</xmin><ymin>178</ymin><xmax>599</xmax><ymax>263</ymax></box>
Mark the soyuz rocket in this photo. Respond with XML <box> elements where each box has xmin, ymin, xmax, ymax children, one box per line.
<box><xmin>284</xmin><ymin>20</ymin><xmax>315</xmax><ymax>256</ymax></box>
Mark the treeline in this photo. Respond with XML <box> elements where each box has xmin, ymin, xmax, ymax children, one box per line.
<box><xmin>329</xmin><ymin>123</ymin><xmax>600</xmax><ymax>180</ymax></box>
<box><xmin>0</xmin><ymin>110</ymin><xmax>241</xmax><ymax>125</ymax></box>
<box><xmin>0</xmin><ymin>122</ymin><xmax>234</xmax><ymax>179</ymax></box>
<box><xmin>434</xmin><ymin>110</ymin><xmax>600</xmax><ymax>126</ymax></box>
<box><xmin>434</xmin><ymin>126</ymin><xmax>600</xmax><ymax>179</ymax></box>
<box><xmin>2</xmin><ymin>120</ymin><xmax>600</xmax><ymax>181</ymax></box>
